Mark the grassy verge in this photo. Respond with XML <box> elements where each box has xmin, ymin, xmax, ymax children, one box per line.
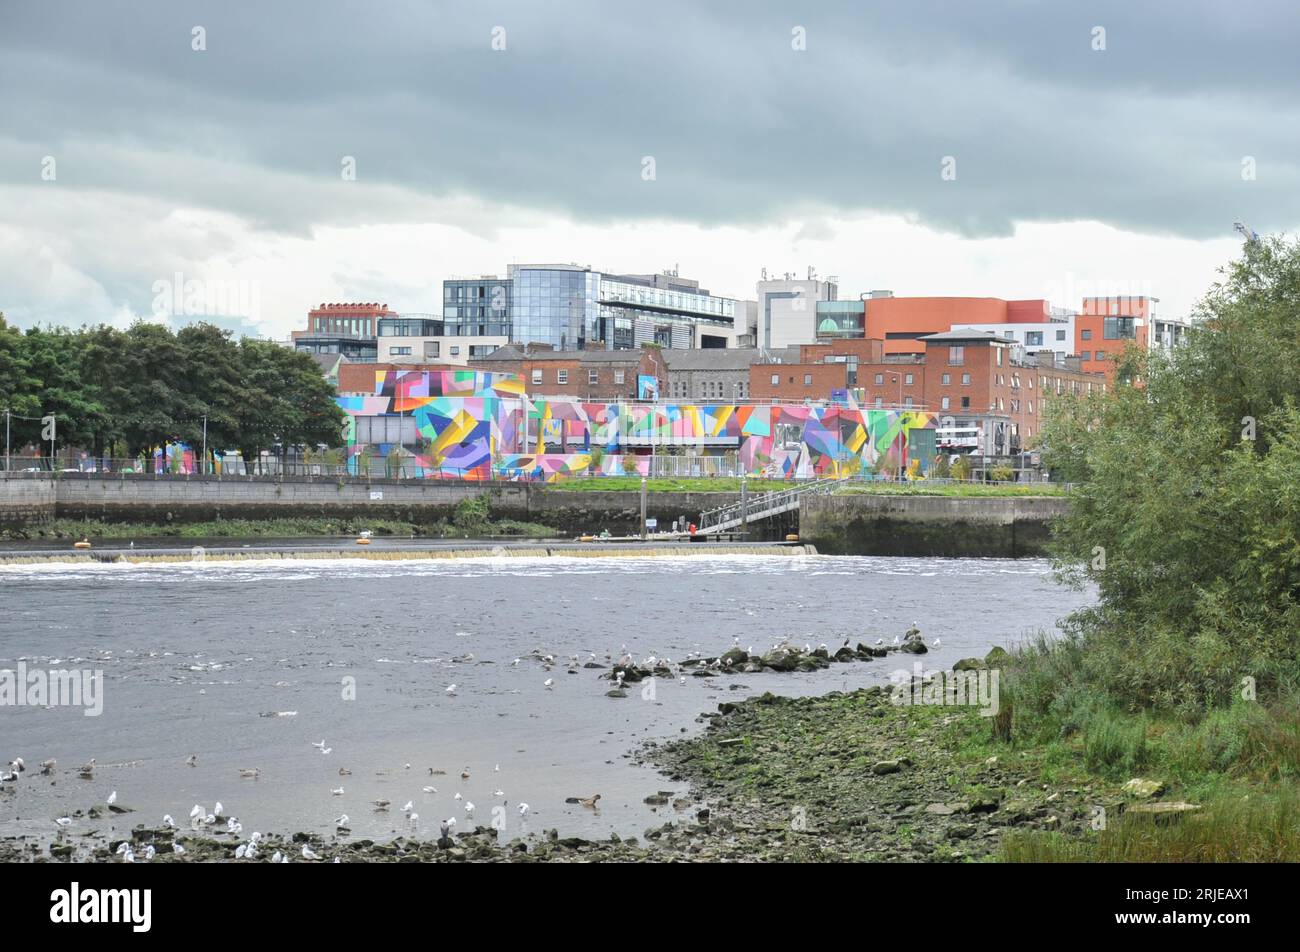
<box><xmin>985</xmin><ymin>633</ymin><xmax>1300</xmax><ymax>861</ymax></box>
<box><xmin>1</xmin><ymin>516</ymin><xmax>557</xmax><ymax>541</ymax></box>
<box><xmin>545</xmin><ymin>476</ymin><xmax>1068</xmax><ymax>495</ymax></box>
<box><xmin>836</xmin><ymin>482</ymin><xmax>1069</xmax><ymax>497</ymax></box>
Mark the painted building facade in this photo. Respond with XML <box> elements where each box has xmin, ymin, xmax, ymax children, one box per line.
<box><xmin>337</xmin><ymin>369</ymin><xmax>933</xmax><ymax>482</ymax></box>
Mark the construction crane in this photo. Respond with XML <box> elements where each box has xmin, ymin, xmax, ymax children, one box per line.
<box><xmin>1234</xmin><ymin>219</ymin><xmax>1259</xmax><ymax>243</ymax></box>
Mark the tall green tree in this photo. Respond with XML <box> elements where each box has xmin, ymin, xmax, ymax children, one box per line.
<box><xmin>1043</xmin><ymin>236</ymin><xmax>1300</xmax><ymax>711</ymax></box>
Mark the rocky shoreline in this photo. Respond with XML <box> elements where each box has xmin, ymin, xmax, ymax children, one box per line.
<box><xmin>2</xmin><ymin>677</ymin><xmax>1121</xmax><ymax>863</ymax></box>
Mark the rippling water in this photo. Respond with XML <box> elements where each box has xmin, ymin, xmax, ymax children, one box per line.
<box><xmin>0</xmin><ymin>554</ymin><xmax>1092</xmax><ymax>847</ymax></box>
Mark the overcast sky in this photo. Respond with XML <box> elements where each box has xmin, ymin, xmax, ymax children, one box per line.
<box><xmin>1</xmin><ymin>0</ymin><xmax>1295</xmax><ymax>335</ymax></box>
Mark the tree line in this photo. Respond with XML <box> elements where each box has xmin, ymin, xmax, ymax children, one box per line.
<box><xmin>0</xmin><ymin>315</ymin><xmax>344</xmax><ymax>464</ymax></box>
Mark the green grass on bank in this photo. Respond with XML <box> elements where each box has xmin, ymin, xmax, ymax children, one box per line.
<box><xmin>836</xmin><ymin>482</ymin><xmax>1069</xmax><ymax>498</ymax></box>
<box><xmin>932</xmin><ymin>633</ymin><xmax>1300</xmax><ymax>862</ymax></box>
<box><xmin>1</xmin><ymin>515</ymin><xmax>556</xmax><ymax>542</ymax></box>
<box><xmin>545</xmin><ymin>476</ymin><xmax>1068</xmax><ymax>495</ymax></box>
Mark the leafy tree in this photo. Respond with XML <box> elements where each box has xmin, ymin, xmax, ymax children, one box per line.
<box><xmin>1043</xmin><ymin>235</ymin><xmax>1300</xmax><ymax>711</ymax></box>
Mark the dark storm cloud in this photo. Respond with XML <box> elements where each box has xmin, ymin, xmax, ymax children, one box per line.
<box><xmin>1</xmin><ymin>0</ymin><xmax>1297</xmax><ymax>239</ymax></box>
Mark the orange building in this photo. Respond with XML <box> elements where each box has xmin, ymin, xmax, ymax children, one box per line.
<box><xmin>864</xmin><ymin>297</ymin><xmax>1055</xmax><ymax>356</ymax></box>
<box><xmin>1075</xmin><ymin>296</ymin><xmax>1152</xmax><ymax>378</ymax></box>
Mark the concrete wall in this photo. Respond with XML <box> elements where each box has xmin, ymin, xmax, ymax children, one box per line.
<box><xmin>0</xmin><ymin>476</ymin><xmax>56</xmax><ymax>527</ymax></box>
<box><xmin>800</xmin><ymin>493</ymin><xmax>1070</xmax><ymax>557</ymax></box>
<box><xmin>1</xmin><ymin>473</ymin><xmax>748</xmax><ymax>537</ymax></box>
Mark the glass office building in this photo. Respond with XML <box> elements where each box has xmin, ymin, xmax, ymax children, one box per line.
<box><xmin>442</xmin><ymin>265</ymin><xmax>740</xmax><ymax>350</ymax></box>
<box><xmin>443</xmin><ymin>276</ymin><xmax>513</xmax><ymax>340</ymax></box>
<box><xmin>509</xmin><ymin>264</ymin><xmax>600</xmax><ymax>350</ymax></box>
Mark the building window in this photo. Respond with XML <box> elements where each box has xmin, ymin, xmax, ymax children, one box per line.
<box><xmin>1026</xmin><ymin>331</ymin><xmax>1043</xmax><ymax>347</ymax></box>
<box><xmin>557</xmin><ymin>369</ymin><xmax>568</xmax><ymax>384</ymax></box>
<box><xmin>948</xmin><ymin>346</ymin><xmax>964</xmax><ymax>366</ymax></box>
<box><xmin>589</xmin><ymin>370</ymin><xmax>599</xmax><ymax>386</ymax></box>
<box><xmin>961</xmin><ymin>396</ymin><xmax>970</xmax><ymax>409</ymax></box>
<box><xmin>874</xmin><ymin>397</ymin><xmax>883</xmax><ymax>408</ymax></box>
<box><xmin>450</xmin><ymin>346</ymin><xmax>460</xmax><ymax>356</ymax></box>
<box><xmin>614</xmin><ymin>370</ymin><xmax>625</xmax><ymax>385</ymax></box>
<box><xmin>531</xmin><ymin>369</ymin><xmax>542</xmax><ymax>385</ymax></box>
<box><xmin>997</xmin><ymin>347</ymin><xmax>1003</xmax><ymax>366</ymax></box>
<box><xmin>388</xmin><ymin>346</ymin><xmax>411</xmax><ymax>356</ymax></box>
<box><xmin>1104</xmin><ymin>317</ymin><xmax>1136</xmax><ymax>340</ymax></box>
<box><xmin>941</xmin><ymin>396</ymin><xmax>950</xmax><ymax>410</ymax></box>
<box><xmin>941</xmin><ymin>373</ymin><xmax>950</xmax><ymax>385</ymax></box>
<box><xmin>771</xmin><ymin>374</ymin><xmax>780</xmax><ymax>385</ymax></box>
<box><xmin>904</xmin><ymin>396</ymin><xmax>913</xmax><ymax>408</ymax></box>
<box><xmin>904</xmin><ymin>373</ymin><xmax>913</xmax><ymax>385</ymax></box>
<box><xmin>1081</xmin><ymin>329</ymin><xmax>1093</xmax><ymax>341</ymax></box>
<box><xmin>961</xmin><ymin>373</ymin><xmax>971</xmax><ymax>385</ymax></box>
<box><xmin>874</xmin><ymin>373</ymin><xmax>884</xmax><ymax>385</ymax></box>
<box><xmin>1080</xmin><ymin>350</ymin><xmax>1091</xmax><ymax>361</ymax></box>
<box><xmin>1055</xmin><ymin>329</ymin><xmax>1066</xmax><ymax>341</ymax></box>
<box><xmin>803</xmin><ymin>373</ymin><xmax>813</xmax><ymax>386</ymax></box>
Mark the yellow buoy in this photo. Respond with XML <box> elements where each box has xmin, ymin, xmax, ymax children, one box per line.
<box><xmin>73</xmin><ymin>538</ymin><xmax>92</xmax><ymax>549</ymax></box>
<box><xmin>785</xmin><ymin>534</ymin><xmax>800</xmax><ymax>542</ymax></box>
<box><xmin>580</xmin><ymin>535</ymin><xmax>596</xmax><ymax>543</ymax></box>
<box><xmin>356</xmin><ymin>537</ymin><xmax>371</xmax><ymax>545</ymax></box>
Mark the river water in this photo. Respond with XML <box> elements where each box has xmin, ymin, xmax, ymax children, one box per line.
<box><xmin>0</xmin><ymin>553</ymin><xmax>1092</xmax><ymax>849</ymax></box>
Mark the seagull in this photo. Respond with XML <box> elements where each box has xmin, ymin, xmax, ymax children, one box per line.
<box><xmin>408</xmin><ymin>812</ymin><xmax>418</xmax><ymax>823</ymax></box>
<box><xmin>311</xmin><ymin>740</ymin><xmax>326</xmax><ymax>750</ymax></box>
<box><xmin>189</xmin><ymin>804</ymin><xmax>204</xmax><ymax>821</ymax></box>
<box><xmin>335</xmin><ymin>814</ymin><xmax>350</xmax><ymax>827</ymax></box>
<box><xmin>464</xmin><ymin>801</ymin><xmax>475</xmax><ymax>815</ymax></box>
<box><xmin>401</xmin><ymin>801</ymin><xmax>413</xmax><ymax>813</ymax></box>
<box><xmin>578</xmin><ymin>794</ymin><xmax>602</xmax><ymax>808</ymax></box>
<box><xmin>7</xmin><ymin>757</ymin><xmax>24</xmax><ymax>773</ymax></box>
<box><xmin>331</xmin><ymin>787</ymin><xmax>344</xmax><ymax>796</ymax></box>
<box><xmin>272</xmin><ymin>850</ymin><xmax>284</xmax><ymax>863</ymax></box>
<box><xmin>461</xmin><ymin>768</ymin><xmax>471</xmax><ymax>780</ymax></box>
<box><xmin>875</xmin><ymin>638</ymin><xmax>884</xmax><ymax>646</ymax></box>
<box><xmin>55</xmin><ymin>816</ymin><xmax>72</xmax><ymax>827</ymax></box>
<box><xmin>184</xmin><ymin>754</ymin><xmax>197</xmax><ymax>767</ymax></box>
<box><xmin>302</xmin><ymin>845</ymin><xmax>320</xmax><ymax>860</ymax></box>
<box><xmin>107</xmin><ymin>791</ymin><xmax>117</xmax><ymax>805</ymax></box>
<box><xmin>445</xmin><ymin>684</ymin><xmax>458</xmax><ymax>695</ymax></box>
<box><xmin>373</xmin><ymin>799</ymin><xmax>391</xmax><ymax>811</ymax></box>
<box><xmin>39</xmin><ymin>759</ymin><xmax>56</xmax><ymax>775</ymax></box>
<box><xmin>518</xmin><ymin>803</ymin><xmax>530</xmax><ymax>815</ymax></box>
<box><xmin>454</xmin><ymin>792</ymin><xmax>462</xmax><ymax>801</ymax></box>
<box><xmin>934</xmin><ymin>638</ymin><xmax>942</xmax><ymax>647</ymax></box>
<box><xmin>143</xmin><ymin>844</ymin><xmax>156</xmax><ymax>861</ymax></box>
<box><xmin>239</xmin><ymin>768</ymin><xmax>260</xmax><ymax>779</ymax></box>
<box><xmin>493</xmin><ymin>789</ymin><xmax>504</xmax><ymax>798</ymax></box>
<box><xmin>173</xmin><ymin>842</ymin><xmax>186</xmax><ymax>855</ymax></box>
<box><xmin>338</xmin><ymin>767</ymin><xmax>352</xmax><ymax>776</ymax></box>
<box><xmin>544</xmin><ymin>678</ymin><xmax>553</xmax><ymax>689</ymax></box>
<box><xmin>321</xmin><ymin>747</ymin><xmax>332</xmax><ymax>755</ymax></box>
<box><xmin>422</xmin><ymin>785</ymin><xmax>437</xmax><ymax>794</ymax></box>
<box><xmin>162</xmin><ymin>814</ymin><xmax>175</xmax><ymax>828</ymax></box>
<box><xmin>78</xmin><ymin>759</ymin><xmax>95</xmax><ymax>778</ymax></box>
<box><xmin>213</xmin><ymin>801</ymin><xmax>224</xmax><ymax>818</ymax></box>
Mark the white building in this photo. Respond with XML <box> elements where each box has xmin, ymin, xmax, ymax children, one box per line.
<box><xmin>756</xmin><ymin>272</ymin><xmax>839</xmax><ymax>349</ymax></box>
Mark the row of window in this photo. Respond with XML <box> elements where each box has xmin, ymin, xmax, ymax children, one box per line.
<box><xmin>530</xmin><ymin>368</ymin><xmax>628</xmax><ymax>387</ymax></box>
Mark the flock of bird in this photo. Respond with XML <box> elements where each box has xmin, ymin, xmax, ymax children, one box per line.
<box><xmin>7</xmin><ymin>625</ymin><xmax>944</xmax><ymax>860</ymax></box>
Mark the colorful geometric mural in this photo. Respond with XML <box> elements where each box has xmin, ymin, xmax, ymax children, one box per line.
<box><xmin>337</xmin><ymin>370</ymin><xmax>934</xmax><ymax>481</ymax></box>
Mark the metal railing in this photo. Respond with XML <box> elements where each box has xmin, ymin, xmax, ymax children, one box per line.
<box><xmin>696</xmin><ymin>474</ymin><xmax>851</xmax><ymax>534</ymax></box>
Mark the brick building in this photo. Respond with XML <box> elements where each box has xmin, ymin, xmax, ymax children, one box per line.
<box><xmin>337</xmin><ymin>361</ymin><xmax>457</xmax><ymax>395</ymax></box>
<box><xmin>748</xmin><ymin>328</ymin><xmax>1106</xmax><ymax>456</ymax></box>
<box><xmin>470</xmin><ymin>343</ymin><xmax>666</xmax><ymax>400</ymax></box>
<box><xmin>662</xmin><ymin>347</ymin><xmax>799</xmax><ymax>402</ymax></box>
